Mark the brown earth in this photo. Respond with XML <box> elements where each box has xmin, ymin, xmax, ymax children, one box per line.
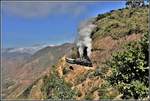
<box><xmin>24</xmin><ymin>33</ymin><xmax>142</xmax><ymax>100</ymax></box>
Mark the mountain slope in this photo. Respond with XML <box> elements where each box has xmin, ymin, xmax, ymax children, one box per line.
<box><xmin>9</xmin><ymin>6</ymin><xmax>148</xmax><ymax>100</ymax></box>
<box><xmin>1</xmin><ymin>44</ymin><xmax>49</xmax><ymax>83</ymax></box>
<box><xmin>3</xmin><ymin>43</ymin><xmax>74</xmax><ymax>99</ymax></box>
<box><xmin>2</xmin><ymin>49</ymin><xmax>32</xmax><ymax>98</ymax></box>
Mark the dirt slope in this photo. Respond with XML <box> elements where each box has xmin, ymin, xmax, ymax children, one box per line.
<box><xmin>22</xmin><ymin>33</ymin><xmax>142</xmax><ymax>100</ymax></box>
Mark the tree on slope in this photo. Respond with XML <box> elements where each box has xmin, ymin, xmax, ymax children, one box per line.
<box><xmin>107</xmin><ymin>32</ymin><xmax>149</xmax><ymax>99</ymax></box>
<box><xmin>126</xmin><ymin>0</ymin><xmax>145</xmax><ymax>8</ymax></box>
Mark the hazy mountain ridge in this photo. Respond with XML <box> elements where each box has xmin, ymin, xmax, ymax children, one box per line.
<box><xmin>2</xmin><ymin>44</ymin><xmax>54</xmax><ymax>55</ymax></box>
<box><xmin>2</xmin><ymin>43</ymin><xmax>74</xmax><ymax>99</ymax></box>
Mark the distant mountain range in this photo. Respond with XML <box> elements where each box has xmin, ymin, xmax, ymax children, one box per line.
<box><xmin>2</xmin><ymin>44</ymin><xmax>55</xmax><ymax>55</ymax></box>
<box><xmin>1</xmin><ymin>43</ymin><xmax>74</xmax><ymax>99</ymax></box>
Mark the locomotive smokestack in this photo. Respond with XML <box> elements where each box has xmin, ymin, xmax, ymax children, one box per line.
<box><xmin>66</xmin><ymin>18</ymin><xmax>96</xmax><ymax>67</ymax></box>
<box><xmin>76</xmin><ymin>19</ymin><xmax>96</xmax><ymax>60</ymax></box>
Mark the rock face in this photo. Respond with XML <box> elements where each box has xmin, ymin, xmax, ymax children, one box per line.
<box><xmin>28</xmin><ymin>79</ymin><xmax>44</xmax><ymax>99</ymax></box>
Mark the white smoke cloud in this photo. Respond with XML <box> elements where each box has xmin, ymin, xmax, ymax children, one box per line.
<box><xmin>76</xmin><ymin>18</ymin><xmax>96</xmax><ymax>59</ymax></box>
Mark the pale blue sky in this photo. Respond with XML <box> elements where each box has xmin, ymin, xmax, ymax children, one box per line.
<box><xmin>2</xmin><ymin>1</ymin><xmax>126</xmax><ymax>48</ymax></box>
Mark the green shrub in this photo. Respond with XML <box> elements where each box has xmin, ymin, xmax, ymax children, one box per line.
<box><xmin>84</xmin><ymin>93</ymin><xmax>94</xmax><ymax>100</ymax></box>
<box><xmin>96</xmin><ymin>13</ymin><xmax>111</xmax><ymax>21</ymax></box>
<box><xmin>63</xmin><ymin>67</ymin><xmax>70</xmax><ymax>75</ymax></box>
<box><xmin>93</xmin><ymin>7</ymin><xmax>148</xmax><ymax>40</ymax></box>
<box><xmin>107</xmin><ymin>32</ymin><xmax>149</xmax><ymax>99</ymax></box>
<box><xmin>98</xmin><ymin>79</ymin><xmax>120</xmax><ymax>99</ymax></box>
<box><xmin>41</xmin><ymin>66</ymin><xmax>76</xmax><ymax>100</ymax></box>
<box><xmin>93</xmin><ymin>66</ymin><xmax>109</xmax><ymax>79</ymax></box>
<box><xmin>118</xmin><ymin>80</ymin><xmax>149</xmax><ymax>99</ymax></box>
<box><xmin>77</xmin><ymin>91</ymin><xmax>82</xmax><ymax>97</ymax></box>
<box><xmin>75</xmin><ymin>73</ymin><xmax>88</xmax><ymax>85</ymax></box>
<box><xmin>75</xmin><ymin>70</ymin><xmax>94</xmax><ymax>85</ymax></box>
